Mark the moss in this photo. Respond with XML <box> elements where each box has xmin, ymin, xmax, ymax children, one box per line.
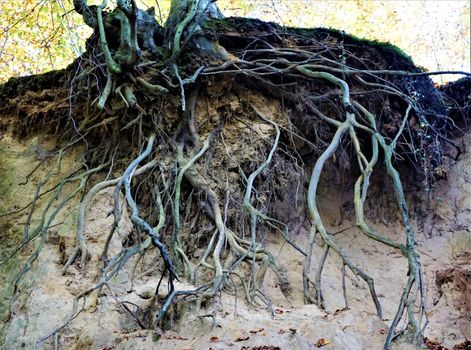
<box><xmin>202</xmin><ymin>18</ymin><xmax>227</xmax><ymax>30</ymax></box>
<box><xmin>293</xmin><ymin>25</ymin><xmax>414</xmax><ymax>65</ymax></box>
<box><xmin>204</xmin><ymin>17</ymin><xmax>418</xmax><ymax>72</ymax></box>
<box><xmin>203</xmin><ymin>17</ymin><xmax>279</xmax><ymax>33</ymax></box>
<box><xmin>352</xmin><ymin>36</ymin><xmax>415</xmax><ymax>67</ymax></box>
<box><xmin>288</xmin><ymin>26</ymin><xmax>416</xmax><ymax>68</ymax></box>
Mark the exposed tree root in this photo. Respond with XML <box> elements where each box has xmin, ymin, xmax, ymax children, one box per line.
<box><xmin>1</xmin><ymin>3</ymin><xmax>469</xmax><ymax>350</ymax></box>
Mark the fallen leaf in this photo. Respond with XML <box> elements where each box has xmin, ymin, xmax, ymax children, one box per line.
<box><xmin>424</xmin><ymin>337</ymin><xmax>447</xmax><ymax>350</ymax></box>
<box><xmin>210</xmin><ymin>336</ymin><xmax>220</xmax><ymax>343</ymax></box>
<box><xmin>316</xmin><ymin>338</ymin><xmax>331</xmax><ymax>347</ymax></box>
<box><xmin>452</xmin><ymin>339</ymin><xmax>471</xmax><ymax>350</ymax></box>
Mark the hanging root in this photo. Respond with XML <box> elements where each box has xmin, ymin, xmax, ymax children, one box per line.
<box><xmin>62</xmin><ymin>159</ymin><xmax>159</xmax><ymax>272</ymax></box>
<box><xmin>4</xmin><ymin>6</ymin><xmax>467</xmax><ymax>350</ymax></box>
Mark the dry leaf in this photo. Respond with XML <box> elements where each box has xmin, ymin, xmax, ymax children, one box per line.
<box><xmin>210</xmin><ymin>336</ymin><xmax>220</xmax><ymax>343</ymax></box>
<box><xmin>316</xmin><ymin>338</ymin><xmax>331</xmax><ymax>347</ymax></box>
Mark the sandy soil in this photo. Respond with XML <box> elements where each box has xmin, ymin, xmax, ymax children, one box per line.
<box><xmin>0</xmin><ymin>134</ymin><xmax>469</xmax><ymax>350</ymax></box>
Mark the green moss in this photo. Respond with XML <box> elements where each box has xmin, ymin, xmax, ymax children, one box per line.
<box><xmin>203</xmin><ymin>17</ymin><xmax>418</xmax><ymax>71</ymax></box>
<box><xmin>288</xmin><ymin>26</ymin><xmax>416</xmax><ymax>68</ymax></box>
<box><xmin>203</xmin><ymin>17</ymin><xmax>252</xmax><ymax>31</ymax></box>
<box><xmin>203</xmin><ymin>17</ymin><xmax>276</xmax><ymax>32</ymax></box>
<box><xmin>351</xmin><ymin>36</ymin><xmax>415</xmax><ymax>66</ymax></box>
<box><xmin>202</xmin><ymin>18</ymin><xmax>227</xmax><ymax>30</ymax></box>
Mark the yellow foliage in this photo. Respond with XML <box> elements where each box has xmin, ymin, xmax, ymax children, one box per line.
<box><xmin>0</xmin><ymin>0</ymin><xmax>469</xmax><ymax>83</ymax></box>
<box><xmin>0</xmin><ymin>0</ymin><xmax>92</xmax><ymax>82</ymax></box>
<box><xmin>218</xmin><ymin>0</ymin><xmax>470</xmax><ymax>82</ymax></box>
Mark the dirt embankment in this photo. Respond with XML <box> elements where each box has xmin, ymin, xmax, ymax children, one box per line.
<box><xmin>0</xmin><ymin>16</ymin><xmax>470</xmax><ymax>350</ymax></box>
<box><xmin>0</xmin><ymin>132</ymin><xmax>469</xmax><ymax>350</ymax></box>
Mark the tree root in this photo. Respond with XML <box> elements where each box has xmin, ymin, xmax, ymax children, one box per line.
<box><xmin>4</xmin><ymin>5</ymin><xmax>458</xmax><ymax>349</ymax></box>
<box><xmin>62</xmin><ymin>158</ymin><xmax>159</xmax><ymax>272</ymax></box>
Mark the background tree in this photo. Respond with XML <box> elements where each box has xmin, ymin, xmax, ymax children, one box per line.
<box><xmin>1</xmin><ymin>0</ymin><xmax>469</xmax><ymax>83</ymax></box>
<box><xmin>0</xmin><ymin>1</ymin><xmax>470</xmax><ymax>350</ymax></box>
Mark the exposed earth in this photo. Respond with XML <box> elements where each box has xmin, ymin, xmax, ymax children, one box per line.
<box><xmin>0</xmin><ymin>14</ymin><xmax>470</xmax><ymax>350</ymax></box>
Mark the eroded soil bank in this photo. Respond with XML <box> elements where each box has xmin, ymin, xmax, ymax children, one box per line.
<box><xmin>0</xmin><ymin>16</ymin><xmax>470</xmax><ymax>350</ymax></box>
<box><xmin>0</xmin><ymin>132</ymin><xmax>469</xmax><ymax>350</ymax></box>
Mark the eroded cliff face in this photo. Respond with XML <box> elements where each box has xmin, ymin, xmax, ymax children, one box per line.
<box><xmin>0</xmin><ymin>130</ymin><xmax>469</xmax><ymax>350</ymax></box>
<box><xmin>0</xmin><ymin>13</ymin><xmax>469</xmax><ymax>347</ymax></box>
